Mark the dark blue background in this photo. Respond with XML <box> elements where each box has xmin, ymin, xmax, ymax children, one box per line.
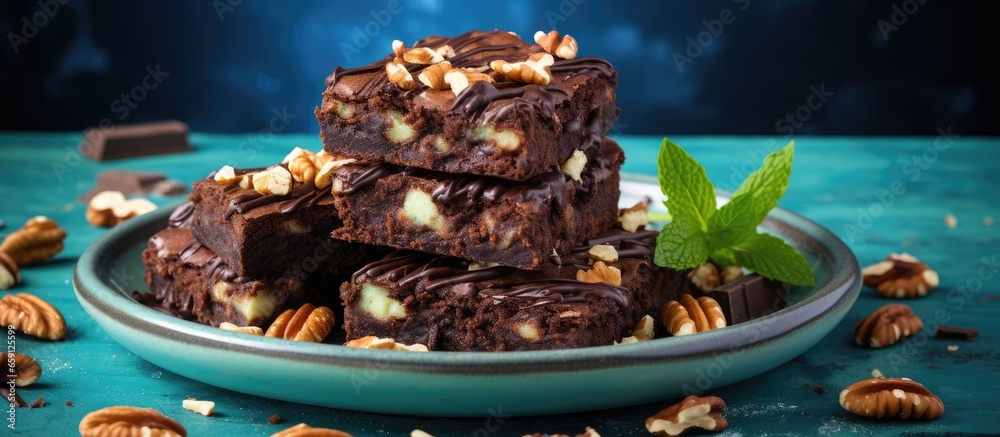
<box><xmin>2</xmin><ymin>0</ymin><xmax>996</xmax><ymax>135</ymax></box>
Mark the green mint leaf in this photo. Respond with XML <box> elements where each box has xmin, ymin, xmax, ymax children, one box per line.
<box><xmin>731</xmin><ymin>141</ymin><xmax>795</xmax><ymax>225</ymax></box>
<box><xmin>658</xmin><ymin>138</ymin><xmax>716</xmax><ymax>231</ymax></box>
<box><xmin>728</xmin><ymin>233</ymin><xmax>816</xmax><ymax>286</ymax></box>
<box><xmin>655</xmin><ymin>216</ymin><xmax>709</xmax><ymax>270</ymax></box>
<box><xmin>707</xmin><ymin>194</ymin><xmax>758</xmax><ymax>248</ymax></box>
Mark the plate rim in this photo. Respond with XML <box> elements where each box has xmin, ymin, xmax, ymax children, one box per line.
<box><xmin>74</xmin><ymin>173</ymin><xmax>860</xmax><ymax>375</ymax></box>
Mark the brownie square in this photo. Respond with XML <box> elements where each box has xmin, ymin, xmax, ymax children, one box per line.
<box><xmin>317</xmin><ymin>29</ymin><xmax>619</xmax><ymax>181</ymax></box>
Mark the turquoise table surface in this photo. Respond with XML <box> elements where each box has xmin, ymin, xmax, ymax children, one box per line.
<box><xmin>1</xmin><ymin>133</ymin><xmax>997</xmax><ymax>436</ymax></box>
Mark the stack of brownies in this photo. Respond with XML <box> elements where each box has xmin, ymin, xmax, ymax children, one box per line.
<box><xmin>140</xmin><ymin>30</ymin><xmax>696</xmax><ymax>350</ymax></box>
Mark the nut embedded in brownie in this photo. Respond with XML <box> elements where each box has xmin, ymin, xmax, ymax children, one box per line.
<box><xmin>317</xmin><ymin>29</ymin><xmax>619</xmax><ymax>181</ymax></box>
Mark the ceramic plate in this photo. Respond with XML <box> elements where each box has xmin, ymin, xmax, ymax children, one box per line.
<box><xmin>74</xmin><ymin>174</ymin><xmax>860</xmax><ymax>417</ymax></box>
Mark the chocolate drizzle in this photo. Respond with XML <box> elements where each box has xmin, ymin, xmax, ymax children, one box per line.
<box><xmin>168</xmin><ymin>202</ymin><xmax>194</xmax><ymax>228</ymax></box>
<box><xmin>222</xmin><ymin>181</ymin><xmax>331</xmax><ymax>219</ymax></box>
<box><xmin>551</xmin><ymin>57</ymin><xmax>615</xmax><ymax>78</ymax></box>
<box><xmin>353</xmin><ymin>252</ymin><xmax>513</xmax><ymax>292</ymax></box>
<box><xmin>490</xmin><ymin>279</ymin><xmax>629</xmax><ymax>308</ymax></box>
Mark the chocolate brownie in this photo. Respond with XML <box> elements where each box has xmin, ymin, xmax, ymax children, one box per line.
<box><xmin>190</xmin><ymin>174</ymin><xmax>380</xmax><ymax>278</ymax></box>
<box><xmin>141</xmin><ymin>226</ymin><xmax>307</xmax><ymax>327</ymax></box>
<box><xmin>341</xmin><ymin>228</ymin><xmax>690</xmax><ymax>351</ymax></box>
<box><xmin>329</xmin><ymin>137</ymin><xmax>623</xmax><ymax>270</ymax></box>
<box><xmin>317</xmin><ymin>30</ymin><xmax>619</xmax><ymax>181</ymax></box>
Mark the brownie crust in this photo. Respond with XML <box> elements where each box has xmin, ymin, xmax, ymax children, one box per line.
<box><xmin>317</xmin><ymin>30</ymin><xmax>619</xmax><ymax>181</ymax></box>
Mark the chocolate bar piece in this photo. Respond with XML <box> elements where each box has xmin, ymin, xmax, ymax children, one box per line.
<box><xmin>705</xmin><ymin>274</ymin><xmax>788</xmax><ymax>325</ymax></box>
<box><xmin>78</xmin><ymin>170</ymin><xmax>187</xmax><ymax>202</ymax></box>
<box><xmin>330</xmin><ymin>137</ymin><xmax>623</xmax><ymax>270</ymax></box>
<box><xmin>318</xmin><ymin>30</ymin><xmax>618</xmax><ymax>181</ymax></box>
<box><xmin>80</xmin><ymin>120</ymin><xmax>190</xmax><ymax>161</ymax></box>
<box><xmin>342</xmin><ymin>228</ymin><xmax>689</xmax><ymax>351</ymax></box>
<box><xmin>935</xmin><ymin>325</ymin><xmax>979</xmax><ymax>341</ymax></box>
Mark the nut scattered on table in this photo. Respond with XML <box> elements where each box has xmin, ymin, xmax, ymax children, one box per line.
<box><xmin>79</xmin><ymin>406</ymin><xmax>187</xmax><ymax>437</ymax></box>
<box><xmin>576</xmin><ymin>261</ymin><xmax>622</xmax><ymax>286</ymax></box>
<box><xmin>687</xmin><ymin>262</ymin><xmax>721</xmax><ymax>292</ymax></box>
<box><xmin>662</xmin><ymin>294</ymin><xmax>727</xmax><ymax>336</ymax></box>
<box><xmin>272</xmin><ymin>423</ymin><xmax>353</xmax><ymax>437</ymax></box>
<box><xmin>0</xmin><ymin>293</ymin><xmax>67</xmax><ymax>340</ymax></box>
<box><xmin>534</xmin><ymin>30</ymin><xmax>579</xmax><ymax>59</ymax></box>
<box><xmin>944</xmin><ymin>213</ymin><xmax>957</xmax><ymax>228</ymax></box>
<box><xmin>86</xmin><ymin>190</ymin><xmax>158</xmax><ymax>227</ymax></box>
<box><xmin>345</xmin><ymin>336</ymin><xmax>429</xmax><ymax>352</ymax></box>
<box><xmin>646</xmin><ymin>395</ymin><xmax>728</xmax><ymax>436</ymax></box>
<box><xmin>0</xmin><ymin>216</ymin><xmax>67</xmax><ymax>266</ymax></box>
<box><xmin>0</xmin><ymin>251</ymin><xmax>19</xmax><ymax>289</ymax></box>
<box><xmin>9</xmin><ymin>352</ymin><xmax>42</xmax><ymax>386</ymax></box>
<box><xmin>268</xmin><ymin>414</ymin><xmax>282</xmax><ymax>425</ymax></box>
<box><xmin>618</xmin><ymin>201</ymin><xmax>650</xmax><ymax>233</ymax></box>
<box><xmin>265</xmin><ymin>304</ymin><xmax>335</xmax><ymax>342</ymax></box>
<box><xmin>182</xmin><ymin>398</ymin><xmax>215</xmax><ymax>416</ymax></box>
<box><xmin>411</xmin><ymin>430</ymin><xmax>434</xmax><ymax>437</ymax></box>
<box><xmin>219</xmin><ymin>322</ymin><xmax>264</xmax><ymax>336</ymax></box>
<box><xmin>854</xmin><ymin>304</ymin><xmax>923</xmax><ymax>348</ymax></box>
<box><xmin>839</xmin><ymin>376</ymin><xmax>944</xmax><ymax>420</ymax></box>
<box><xmin>523</xmin><ymin>427</ymin><xmax>601</xmax><ymax>437</ymax></box>
<box><xmin>862</xmin><ymin>253</ymin><xmax>939</xmax><ymax>298</ymax></box>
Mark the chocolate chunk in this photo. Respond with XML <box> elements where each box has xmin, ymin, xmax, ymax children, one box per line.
<box><xmin>152</xmin><ymin>180</ymin><xmax>188</xmax><ymax>196</ymax></box>
<box><xmin>80</xmin><ymin>120</ymin><xmax>190</xmax><ymax>161</ymax></box>
<box><xmin>79</xmin><ymin>170</ymin><xmax>167</xmax><ymax>202</ymax></box>
<box><xmin>705</xmin><ymin>274</ymin><xmax>788</xmax><ymax>325</ymax></box>
<box><xmin>814</xmin><ymin>386</ymin><xmax>827</xmax><ymax>394</ymax></box>
<box><xmin>935</xmin><ymin>325</ymin><xmax>979</xmax><ymax>341</ymax></box>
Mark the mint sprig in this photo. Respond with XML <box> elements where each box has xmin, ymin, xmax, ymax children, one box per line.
<box><xmin>653</xmin><ymin>139</ymin><xmax>815</xmax><ymax>286</ymax></box>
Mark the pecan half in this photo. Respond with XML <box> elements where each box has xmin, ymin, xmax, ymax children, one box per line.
<box><xmin>0</xmin><ymin>293</ymin><xmax>67</xmax><ymax>340</ymax></box>
<box><xmin>862</xmin><ymin>253</ymin><xmax>939</xmax><ymax>298</ymax></box>
<box><xmin>646</xmin><ymin>395</ymin><xmax>728</xmax><ymax>436</ymax></box>
<box><xmin>661</xmin><ymin>294</ymin><xmax>727</xmax><ymax>336</ymax></box>
<box><xmin>9</xmin><ymin>352</ymin><xmax>41</xmax><ymax>386</ymax></box>
<box><xmin>265</xmin><ymin>304</ymin><xmax>335</xmax><ymax>342</ymax></box>
<box><xmin>79</xmin><ymin>406</ymin><xmax>187</xmax><ymax>437</ymax></box>
<box><xmin>272</xmin><ymin>423</ymin><xmax>353</xmax><ymax>437</ymax></box>
<box><xmin>0</xmin><ymin>216</ymin><xmax>66</xmax><ymax>266</ymax></box>
<box><xmin>0</xmin><ymin>251</ymin><xmax>19</xmax><ymax>289</ymax></box>
<box><xmin>839</xmin><ymin>376</ymin><xmax>944</xmax><ymax>420</ymax></box>
<box><xmin>854</xmin><ymin>304</ymin><xmax>923</xmax><ymax>348</ymax></box>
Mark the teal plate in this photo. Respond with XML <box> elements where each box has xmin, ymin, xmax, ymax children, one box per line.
<box><xmin>74</xmin><ymin>174</ymin><xmax>860</xmax><ymax>417</ymax></box>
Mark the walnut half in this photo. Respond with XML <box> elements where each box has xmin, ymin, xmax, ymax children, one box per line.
<box><xmin>646</xmin><ymin>395</ymin><xmax>728</xmax><ymax>436</ymax></box>
<box><xmin>862</xmin><ymin>253</ymin><xmax>939</xmax><ymax>298</ymax></box>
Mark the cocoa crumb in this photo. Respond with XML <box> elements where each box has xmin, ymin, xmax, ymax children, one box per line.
<box><xmin>268</xmin><ymin>414</ymin><xmax>281</xmax><ymax>425</ymax></box>
<box><xmin>814</xmin><ymin>386</ymin><xmax>827</xmax><ymax>394</ymax></box>
<box><xmin>66</xmin><ymin>400</ymin><xmax>74</xmax><ymax>406</ymax></box>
